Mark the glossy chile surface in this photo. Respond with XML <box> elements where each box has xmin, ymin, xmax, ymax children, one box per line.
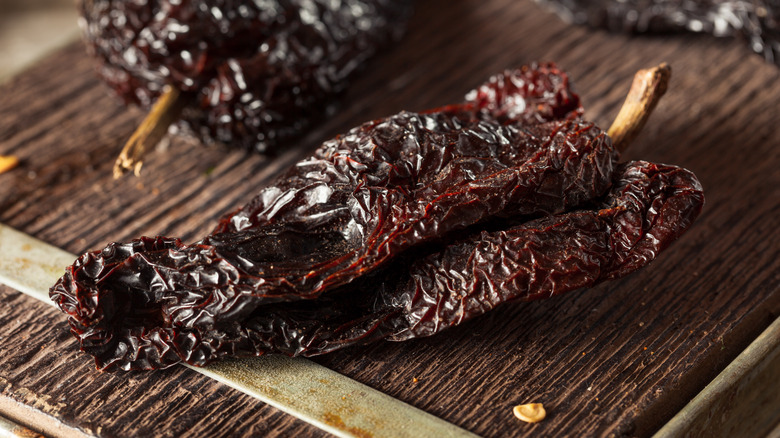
<box><xmin>50</xmin><ymin>63</ymin><xmax>703</xmax><ymax>370</ymax></box>
<box><xmin>81</xmin><ymin>0</ymin><xmax>414</xmax><ymax>153</ymax></box>
<box><xmin>536</xmin><ymin>0</ymin><xmax>780</xmax><ymax>66</ymax></box>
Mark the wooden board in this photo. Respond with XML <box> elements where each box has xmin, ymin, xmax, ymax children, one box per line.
<box><xmin>0</xmin><ymin>0</ymin><xmax>778</xmax><ymax>436</ymax></box>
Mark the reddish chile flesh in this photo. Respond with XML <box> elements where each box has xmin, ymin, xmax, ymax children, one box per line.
<box><xmin>50</xmin><ymin>161</ymin><xmax>703</xmax><ymax>369</ymax></box>
<box><xmin>191</xmin><ymin>160</ymin><xmax>703</xmax><ymax>359</ymax></box>
<box><xmin>49</xmin><ymin>64</ymin><xmax>703</xmax><ymax>370</ymax></box>
<box><xmin>80</xmin><ymin>0</ymin><xmax>413</xmax><ymax>152</ymax></box>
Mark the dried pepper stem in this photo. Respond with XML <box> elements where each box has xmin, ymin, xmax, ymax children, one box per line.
<box><xmin>608</xmin><ymin>63</ymin><xmax>671</xmax><ymax>153</ymax></box>
<box><xmin>113</xmin><ymin>87</ymin><xmax>185</xmax><ymax>178</ymax></box>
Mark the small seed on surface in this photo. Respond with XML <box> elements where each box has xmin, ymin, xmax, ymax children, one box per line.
<box><xmin>513</xmin><ymin>403</ymin><xmax>546</xmax><ymax>423</ymax></box>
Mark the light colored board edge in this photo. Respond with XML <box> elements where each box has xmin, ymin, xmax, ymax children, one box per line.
<box><xmin>0</xmin><ymin>223</ymin><xmax>479</xmax><ymax>438</ymax></box>
<box><xmin>0</xmin><ymin>413</ymin><xmax>44</xmax><ymax>438</ymax></box>
<box><xmin>0</xmin><ymin>395</ymin><xmax>92</xmax><ymax>438</ymax></box>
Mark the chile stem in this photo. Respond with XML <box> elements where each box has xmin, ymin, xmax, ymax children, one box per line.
<box><xmin>113</xmin><ymin>87</ymin><xmax>186</xmax><ymax>179</ymax></box>
<box><xmin>608</xmin><ymin>63</ymin><xmax>671</xmax><ymax>153</ymax></box>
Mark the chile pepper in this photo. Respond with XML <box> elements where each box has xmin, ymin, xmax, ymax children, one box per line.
<box><xmin>80</xmin><ymin>0</ymin><xmax>414</xmax><ymax>175</ymax></box>
<box><xmin>49</xmin><ymin>63</ymin><xmax>703</xmax><ymax>370</ymax></box>
<box><xmin>187</xmin><ymin>160</ymin><xmax>703</xmax><ymax>360</ymax></box>
<box><xmin>536</xmin><ymin>0</ymin><xmax>780</xmax><ymax>66</ymax></box>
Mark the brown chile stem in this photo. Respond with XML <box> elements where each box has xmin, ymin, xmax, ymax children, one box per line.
<box><xmin>113</xmin><ymin>87</ymin><xmax>186</xmax><ymax>178</ymax></box>
<box><xmin>608</xmin><ymin>63</ymin><xmax>671</xmax><ymax>153</ymax></box>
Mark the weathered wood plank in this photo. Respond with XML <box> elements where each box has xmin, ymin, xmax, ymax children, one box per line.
<box><xmin>0</xmin><ymin>0</ymin><xmax>778</xmax><ymax>436</ymax></box>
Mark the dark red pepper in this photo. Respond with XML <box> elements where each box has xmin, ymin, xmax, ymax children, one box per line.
<box><xmin>81</xmin><ymin>0</ymin><xmax>413</xmax><ymax>153</ymax></box>
<box><xmin>193</xmin><ymin>160</ymin><xmax>703</xmax><ymax>358</ymax></box>
<box><xmin>536</xmin><ymin>0</ymin><xmax>780</xmax><ymax>66</ymax></box>
<box><xmin>49</xmin><ymin>64</ymin><xmax>703</xmax><ymax>370</ymax></box>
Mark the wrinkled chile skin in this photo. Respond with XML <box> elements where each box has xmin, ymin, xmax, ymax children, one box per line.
<box><xmin>49</xmin><ymin>64</ymin><xmax>703</xmax><ymax>371</ymax></box>
<box><xmin>151</xmin><ymin>160</ymin><xmax>704</xmax><ymax>359</ymax></box>
<box><xmin>50</xmin><ymin>160</ymin><xmax>704</xmax><ymax>369</ymax></box>
<box><xmin>385</xmin><ymin>160</ymin><xmax>704</xmax><ymax>340</ymax></box>
<box><xmin>193</xmin><ymin>160</ymin><xmax>704</xmax><ymax>357</ymax></box>
<box><xmin>80</xmin><ymin>0</ymin><xmax>413</xmax><ymax>152</ymax></box>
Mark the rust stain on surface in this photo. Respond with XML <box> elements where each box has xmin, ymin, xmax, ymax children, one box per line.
<box><xmin>13</xmin><ymin>258</ymin><xmax>31</xmax><ymax>271</ymax></box>
<box><xmin>12</xmin><ymin>426</ymin><xmax>45</xmax><ymax>438</ymax></box>
<box><xmin>322</xmin><ymin>412</ymin><xmax>374</xmax><ymax>438</ymax></box>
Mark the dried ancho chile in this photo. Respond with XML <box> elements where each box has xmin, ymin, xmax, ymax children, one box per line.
<box><xmin>50</xmin><ymin>63</ymin><xmax>704</xmax><ymax>370</ymax></box>
<box><xmin>536</xmin><ymin>0</ymin><xmax>780</xmax><ymax>66</ymax></box>
<box><xmin>79</xmin><ymin>0</ymin><xmax>413</xmax><ymax>175</ymax></box>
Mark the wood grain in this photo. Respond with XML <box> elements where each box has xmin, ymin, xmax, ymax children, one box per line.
<box><xmin>0</xmin><ymin>0</ymin><xmax>778</xmax><ymax>436</ymax></box>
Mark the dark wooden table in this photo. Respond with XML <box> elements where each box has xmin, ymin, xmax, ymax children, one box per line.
<box><xmin>0</xmin><ymin>1</ymin><xmax>778</xmax><ymax>436</ymax></box>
